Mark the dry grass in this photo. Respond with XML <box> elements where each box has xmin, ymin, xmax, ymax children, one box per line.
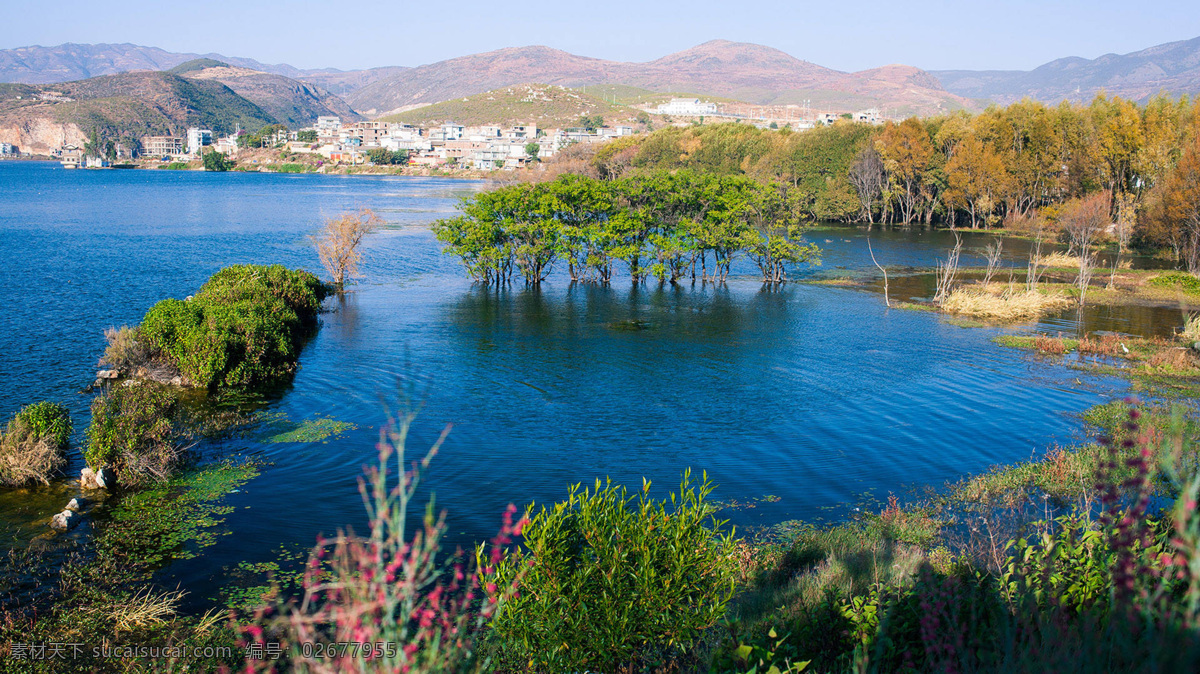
<box><xmin>1184</xmin><ymin>312</ymin><xmax>1200</xmax><ymax>342</ymax></box>
<box><xmin>0</xmin><ymin>433</ymin><xmax>62</xmax><ymax>487</ymax></box>
<box><xmin>85</xmin><ymin>587</ymin><xmax>185</xmax><ymax>632</ymax></box>
<box><xmin>1035</xmin><ymin>335</ymin><xmax>1072</xmax><ymax>354</ymax></box>
<box><xmin>1036</xmin><ymin>251</ymin><xmax>1082</xmax><ymax>268</ymax></box>
<box><xmin>940</xmin><ymin>284</ymin><xmax>1072</xmax><ymax>321</ymax></box>
<box><xmin>99</xmin><ymin>325</ymin><xmax>155</xmax><ymax>373</ymax></box>
<box><xmin>1147</xmin><ymin>347</ymin><xmax>1196</xmax><ymax>370</ymax></box>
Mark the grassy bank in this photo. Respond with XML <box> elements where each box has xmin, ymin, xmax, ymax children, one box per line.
<box><xmin>994</xmin><ymin>331</ymin><xmax>1200</xmax><ymax>397</ymax></box>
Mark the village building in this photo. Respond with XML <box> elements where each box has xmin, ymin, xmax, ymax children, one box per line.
<box><xmin>141</xmin><ymin>136</ymin><xmax>185</xmax><ymax>158</ymax></box>
<box><xmin>654</xmin><ymin>98</ymin><xmax>718</xmax><ymax>116</ymax></box>
<box><xmin>186</xmin><ymin>128</ymin><xmax>213</xmax><ymax>155</ymax></box>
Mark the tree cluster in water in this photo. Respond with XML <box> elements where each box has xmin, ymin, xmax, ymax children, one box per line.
<box><xmin>433</xmin><ymin>172</ymin><xmax>822</xmax><ymax>285</ymax></box>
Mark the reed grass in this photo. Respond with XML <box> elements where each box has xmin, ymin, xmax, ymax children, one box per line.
<box><xmin>941</xmin><ymin>284</ymin><xmax>1071</xmax><ymax>321</ymax></box>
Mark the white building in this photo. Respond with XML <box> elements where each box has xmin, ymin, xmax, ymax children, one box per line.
<box><xmin>854</xmin><ymin>108</ymin><xmax>882</xmax><ymax>124</ymax></box>
<box><xmin>186</xmin><ymin>128</ymin><xmax>213</xmax><ymax>155</ymax></box>
<box><xmin>431</xmin><ymin>123</ymin><xmax>466</xmax><ymax>141</ymax></box>
<box><xmin>654</xmin><ymin>98</ymin><xmax>718</xmax><ymax>116</ymax></box>
<box><xmin>0</xmin><ymin>143</ymin><xmax>17</xmax><ymax>155</ymax></box>
<box><xmin>381</xmin><ymin>124</ymin><xmax>432</xmax><ymax>152</ymax></box>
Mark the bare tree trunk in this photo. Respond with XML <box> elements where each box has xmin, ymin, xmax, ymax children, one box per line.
<box><xmin>868</xmin><ymin>237</ymin><xmax>890</xmax><ymax>307</ymax></box>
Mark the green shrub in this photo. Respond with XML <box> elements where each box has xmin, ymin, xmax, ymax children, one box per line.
<box><xmin>0</xmin><ymin>401</ymin><xmax>72</xmax><ymax>486</ymax></box>
<box><xmin>480</xmin><ymin>471</ymin><xmax>739</xmax><ymax>671</ymax></box>
<box><xmin>1148</xmin><ymin>271</ymin><xmax>1200</xmax><ymax>293</ymax></box>
<box><xmin>139</xmin><ymin>265</ymin><xmax>328</xmax><ymax>390</ymax></box>
<box><xmin>85</xmin><ymin>382</ymin><xmax>181</xmax><ymax>486</ymax></box>
<box><xmin>12</xmin><ymin>401</ymin><xmax>72</xmax><ymax>450</ymax></box>
<box><xmin>196</xmin><ymin>264</ymin><xmax>327</xmax><ymax>319</ymax></box>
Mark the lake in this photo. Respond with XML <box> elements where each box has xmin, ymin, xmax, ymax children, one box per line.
<box><xmin>0</xmin><ymin>160</ymin><xmax>1155</xmax><ymax>608</ymax></box>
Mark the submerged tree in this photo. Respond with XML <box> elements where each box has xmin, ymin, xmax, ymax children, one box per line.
<box><xmin>434</xmin><ymin>174</ymin><xmax>823</xmax><ymax>287</ymax></box>
<box><xmin>313</xmin><ymin>209</ymin><xmax>383</xmax><ymax>289</ymax></box>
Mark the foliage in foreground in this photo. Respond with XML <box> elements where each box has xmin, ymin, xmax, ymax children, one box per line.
<box><xmin>244</xmin><ymin>412</ymin><xmax>520</xmax><ymax>673</ymax></box>
<box><xmin>0</xmin><ymin>401</ymin><xmax>72</xmax><ymax>487</ymax></box>
<box><xmin>715</xmin><ymin>403</ymin><xmax>1200</xmax><ymax>673</ymax></box>
<box><xmin>140</xmin><ymin>264</ymin><xmax>329</xmax><ymax>390</ymax></box>
<box><xmin>481</xmin><ymin>472</ymin><xmax>740</xmax><ymax>671</ymax></box>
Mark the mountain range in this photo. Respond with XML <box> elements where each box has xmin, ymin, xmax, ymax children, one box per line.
<box><xmin>2</xmin><ymin>36</ymin><xmax>1200</xmax><ymax>149</ymax></box>
<box><xmin>342</xmin><ymin>41</ymin><xmax>967</xmax><ymax>117</ymax></box>
<box><xmin>932</xmin><ymin>35</ymin><xmax>1200</xmax><ymax>105</ymax></box>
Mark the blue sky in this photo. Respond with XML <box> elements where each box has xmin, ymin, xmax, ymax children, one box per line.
<box><xmin>3</xmin><ymin>0</ymin><xmax>1198</xmax><ymax>73</ymax></box>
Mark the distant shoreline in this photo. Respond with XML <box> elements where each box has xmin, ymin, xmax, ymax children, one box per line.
<box><xmin>6</xmin><ymin>156</ymin><xmax>494</xmax><ymax>180</ymax></box>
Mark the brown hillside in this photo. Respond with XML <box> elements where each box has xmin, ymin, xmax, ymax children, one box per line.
<box><xmin>182</xmin><ymin>66</ymin><xmax>362</xmax><ymax>126</ymax></box>
<box><xmin>346</xmin><ymin>40</ymin><xmax>970</xmax><ymax>117</ymax></box>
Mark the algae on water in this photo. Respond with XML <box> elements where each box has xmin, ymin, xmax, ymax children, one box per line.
<box><xmin>257</xmin><ymin>413</ymin><xmax>357</xmax><ymax>443</ymax></box>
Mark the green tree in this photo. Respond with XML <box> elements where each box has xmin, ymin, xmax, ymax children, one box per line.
<box><xmin>578</xmin><ymin>114</ymin><xmax>604</xmax><ymax>132</ymax></box>
<box><xmin>202</xmin><ymin>150</ymin><xmax>234</xmax><ymax>172</ymax></box>
<box><xmin>366</xmin><ymin>148</ymin><xmax>407</xmax><ymax>165</ymax></box>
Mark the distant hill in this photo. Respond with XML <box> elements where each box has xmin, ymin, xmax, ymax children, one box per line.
<box><xmin>299</xmin><ymin>67</ymin><xmax>409</xmax><ymax>97</ymax></box>
<box><xmin>932</xmin><ymin>35</ymin><xmax>1200</xmax><ymax>104</ymax></box>
<box><xmin>347</xmin><ymin>41</ymin><xmax>970</xmax><ymax>117</ymax></box>
<box><xmin>177</xmin><ymin>62</ymin><xmax>361</xmax><ymax>126</ymax></box>
<box><xmin>0</xmin><ymin>43</ymin><xmax>400</xmax><ymax>98</ymax></box>
<box><xmin>378</xmin><ymin>83</ymin><xmax>651</xmax><ymax>128</ymax></box>
<box><xmin>167</xmin><ymin>58</ymin><xmax>229</xmax><ymax>75</ymax></box>
<box><xmin>0</xmin><ymin>71</ymin><xmax>276</xmax><ymax>154</ymax></box>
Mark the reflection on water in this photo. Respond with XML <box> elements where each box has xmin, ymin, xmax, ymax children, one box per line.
<box><xmin>0</xmin><ymin>162</ymin><xmax>1155</xmax><ymax>611</ymax></box>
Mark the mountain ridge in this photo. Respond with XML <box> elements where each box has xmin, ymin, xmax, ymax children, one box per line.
<box><xmin>344</xmin><ymin>40</ymin><xmax>969</xmax><ymax>117</ymax></box>
<box><xmin>932</xmin><ymin>35</ymin><xmax>1200</xmax><ymax>104</ymax></box>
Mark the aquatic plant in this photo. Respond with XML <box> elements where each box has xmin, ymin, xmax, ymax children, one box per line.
<box><xmin>258</xmin><ymin>414</ymin><xmax>356</xmax><ymax>443</ymax></box>
<box><xmin>1148</xmin><ymin>271</ymin><xmax>1200</xmax><ymax>294</ymax></box>
<box><xmin>0</xmin><ymin>461</ymin><xmax>257</xmax><ymax>671</ymax></box>
<box><xmin>0</xmin><ymin>401</ymin><xmax>72</xmax><ymax>486</ymax></box>
<box><xmin>481</xmin><ymin>471</ymin><xmax>740</xmax><ymax>671</ymax></box>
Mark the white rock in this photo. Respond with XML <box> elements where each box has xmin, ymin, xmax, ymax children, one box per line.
<box><xmin>66</xmin><ymin>497</ymin><xmax>87</xmax><ymax>511</ymax></box>
<box><xmin>50</xmin><ymin>510</ymin><xmax>78</xmax><ymax>531</ymax></box>
<box><xmin>96</xmin><ymin>369</ymin><xmax>119</xmax><ymax>379</ymax></box>
<box><xmin>81</xmin><ymin>467</ymin><xmax>114</xmax><ymax>490</ymax></box>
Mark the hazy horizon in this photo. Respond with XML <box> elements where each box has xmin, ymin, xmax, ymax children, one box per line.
<box><xmin>3</xmin><ymin>0</ymin><xmax>1198</xmax><ymax>74</ymax></box>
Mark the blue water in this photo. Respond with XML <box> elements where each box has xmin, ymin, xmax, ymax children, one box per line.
<box><xmin>0</xmin><ymin>161</ymin><xmax>1136</xmax><ymax>606</ymax></box>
